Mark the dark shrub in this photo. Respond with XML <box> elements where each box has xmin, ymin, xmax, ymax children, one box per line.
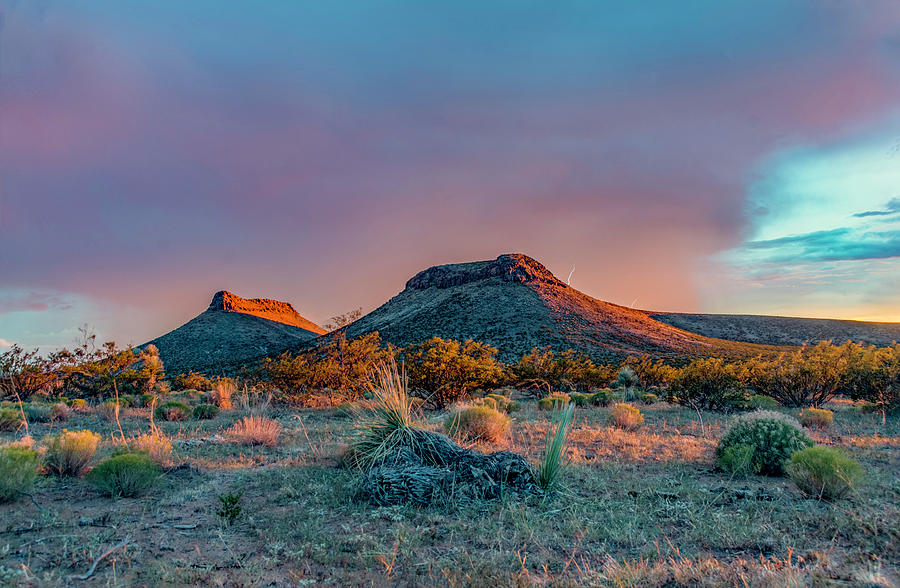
<box><xmin>193</xmin><ymin>403</ymin><xmax>220</xmax><ymax>420</ymax></box>
<box><xmin>87</xmin><ymin>453</ymin><xmax>160</xmax><ymax>498</ymax></box>
<box><xmin>154</xmin><ymin>401</ymin><xmax>191</xmax><ymax>422</ymax></box>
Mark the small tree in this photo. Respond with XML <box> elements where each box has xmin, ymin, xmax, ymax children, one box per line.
<box><xmin>667</xmin><ymin>357</ymin><xmax>745</xmax><ymax>412</ymax></box>
<box><xmin>843</xmin><ymin>343</ymin><xmax>899</xmax><ymax>423</ymax></box>
<box><xmin>405</xmin><ymin>337</ymin><xmax>506</xmax><ymax>408</ymax></box>
<box><xmin>744</xmin><ymin>342</ymin><xmax>848</xmax><ymax>407</ymax></box>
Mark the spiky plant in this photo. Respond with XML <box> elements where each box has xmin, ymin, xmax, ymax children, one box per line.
<box><xmin>536</xmin><ymin>401</ymin><xmax>575</xmax><ymax>491</ymax></box>
<box><xmin>350</xmin><ymin>360</ymin><xmax>421</xmax><ymax>469</ymax></box>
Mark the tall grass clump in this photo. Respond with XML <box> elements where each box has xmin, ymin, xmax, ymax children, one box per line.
<box><xmin>44</xmin><ymin>429</ymin><xmax>101</xmax><ymax>477</ymax></box>
<box><xmin>87</xmin><ymin>453</ymin><xmax>160</xmax><ymax>498</ymax></box>
<box><xmin>608</xmin><ymin>403</ymin><xmax>644</xmax><ymax>430</ymax></box>
<box><xmin>228</xmin><ymin>416</ymin><xmax>282</xmax><ymax>446</ymax></box>
<box><xmin>444</xmin><ymin>405</ymin><xmax>510</xmax><ymax>443</ymax></box>
<box><xmin>127</xmin><ymin>432</ymin><xmax>174</xmax><ymax>466</ymax></box>
<box><xmin>0</xmin><ymin>446</ymin><xmax>40</xmax><ymax>502</ymax></box>
<box><xmin>535</xmin><ymin>401</ymin><xmax>575</xmax><ymax>491</ymax></box>
<box><xmin>210</xmin><ymin>379</ymin><xmax>235</xmax><ymax>410</ymax></box>
<box><xmin>716</xmin><ymin>410</ymin><xmax>813</xmax><ymax>476</ymax></box>
<box><xmin>786</xmin><ymin>446</ymin><xmax>863</xmax><ymax>500</ymax></box>
<box><xmin>349</xmin><ymin>360</ymin><xmax>424</xmax><ymax>469</ymax></box>
<box><xmin>798</xmin><ymin>408</ymin><xmax>833</xmax><ymax>430</ymax></box>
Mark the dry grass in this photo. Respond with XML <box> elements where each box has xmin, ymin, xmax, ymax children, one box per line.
<box><xmin>43</xmin><ymin>429</ymin><xmax>101</xmax><ymax>477</ymax></box>
<box><xmin>444</xmin><ymin>405</ymin><xmax>510</xmax><ymax>443</ymax></box>
<box><xmin>228</xmin><ymin>415</ymin><xmax>282</xmax><ymax>447</ymax></box>
<box><xmin>210</xmin><ymin>380</ymin><xmax>235</xmax><ymax>410</ymax></box>
<box><xmin>608</xmin><ymin>402</ymin><xmax>644</xmax><ymax>431</ymax></box>
<box><xmin>127</xmin><ymin>431</ymin><xmax>175</xmax><ymax>466</ymax></box>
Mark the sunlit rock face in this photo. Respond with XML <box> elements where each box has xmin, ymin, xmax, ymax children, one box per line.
<box><xmin>208</xmin><ymin>290</ymin><xmax>325</xmax><ymax>334</ymax></box>
<box><xmin>405</xmin><ymin>254</ymin><xmax>565</xmax><ymax>290</ymax></box>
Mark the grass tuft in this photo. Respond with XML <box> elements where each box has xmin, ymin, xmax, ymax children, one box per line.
<box><xmin>536</xmin><ymin>401</ymin><xmax>575</xmax><ymax>491</ymax></box>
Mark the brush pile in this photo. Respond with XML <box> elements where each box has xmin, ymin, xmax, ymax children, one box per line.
<box><xmin>348</xmin><ymin>362</ymin><xmax>540</xmax><ymax>506</ymax></box>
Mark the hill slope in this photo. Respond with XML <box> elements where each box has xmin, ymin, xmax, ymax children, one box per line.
<box><xmin>146</xmin><ymin>291</ymin><xmax>325</xmax><ymax>375</ymax></box>
<box><xmin>344</xmin><ymin>254</ymin><xmax>775</xmax><ymax>362</ymax></box>
<box><xmin>650</xmin><ymin>312</ymin><xmax>900</xmax><ymax>347</ymax></box>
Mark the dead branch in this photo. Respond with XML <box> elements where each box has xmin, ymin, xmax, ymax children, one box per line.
<box><xmin>67</xmin><ymin>535</ymin><xmax>131</xmax><ymax>582</ymax></box>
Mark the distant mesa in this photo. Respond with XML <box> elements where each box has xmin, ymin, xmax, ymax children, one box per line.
<box><xmin>145</xmin><ymin>290</ymin><xmax>324</xmax><ymax>375</ymax></box>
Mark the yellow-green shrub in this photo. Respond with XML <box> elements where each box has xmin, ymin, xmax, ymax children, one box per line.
<box><xmin>538</xmin><ymin>394</ymin><xmax>570</xmax><ymax>411</ymax></box>
<box><xmin>87</xmin><ymin>453</ymin><xmax>160</xmax><ymax>498</ymax></box>
<box><xmin>786</xmin><ymin>446</ymin><xmax>863</xmax><ymax>499</ymax></box>
<box><xmin>607</xmin><ymin>403</ymin><xmax>643</xmax><ymax>430</ymax></box>
<box><xmin>0</xmin><ymin>408</ymin><xmax>22</xmax><ymax>432</ymax></box>
<box><xmin>44</xmin><ymin>430</ymin><xmax>101</xmax><ymax>477</ymax></box>
<box><xmin>0</xmin><ymin>446</ymin><xmax>40</xmax><ymax>502</ymax></box>
<box><xmin>444</xmin><ymin>405</ymin><xmax>510</xmax><ymax>443</ymax></box>
<box><xmin>716</xmin><ymin>411</ymin><xmax>813</xmax><ymax>476</ymax></box>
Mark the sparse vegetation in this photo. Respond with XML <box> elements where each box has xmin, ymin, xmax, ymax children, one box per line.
<box><xmin>716</xmin><ymin>411</ymin><xmax>813</xmax><ymax>476</ymax></box>
<box><xmin>44</xmin><ymin>429</ymin><xmax>101</xmax><ymax>477</ymax></box>
<box><xmin>0</xmin><ymin>446</ymin><xmax>40</xmax><ymax>502</ymax></box>
<box><xmin>87</xmin><ymin>453</ymin><xmax>160</xmax><ymax>497</ymax></box>
<box><xmin>216</xmin><ymin>490</ymin><xmax>244</xmax><ymax>525</ymax></box>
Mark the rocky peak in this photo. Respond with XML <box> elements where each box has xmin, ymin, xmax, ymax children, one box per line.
<box><xmin>405</xmin><ymin>254</ymin><xmax>566</xmax><ymax>291</ymax></box>
<box><xmin>207</xmin><ymin>291</ymin><xmax>325</xmax><ymax>333</ymax></box>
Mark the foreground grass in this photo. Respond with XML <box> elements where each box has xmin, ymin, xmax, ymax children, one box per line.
<box><xmin>0</xmin><ymin>400</ymin><xmax>897</xmax><ymax>585</ymax></box>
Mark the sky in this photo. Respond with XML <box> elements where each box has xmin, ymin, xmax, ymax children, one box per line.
<box><xmin>1</xmin><ymin>0</ymin><xmax>899</xmax><ymax>351</ymax></box>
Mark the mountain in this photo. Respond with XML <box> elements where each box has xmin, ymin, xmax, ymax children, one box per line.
<box><xmin>649</xmin><ymin>312</ymin><xmax>900</xmax><ymax>347</ymax></box>
<box><xmin>344</xmin><ymin>253</ymin><xmax>777</xmax><ymax>363</ymax></box>
<box><xmin>146</xmin><ymin>290</ymin><xmax>326</xmax><ymax>375</ymax></box>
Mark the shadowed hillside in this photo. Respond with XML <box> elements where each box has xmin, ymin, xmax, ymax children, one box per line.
<box><xmin>650</xmin><ymin>312</ymin><xmax>900</xmax><ymax>347</ymax></box>
<box><xmin>145</xmin><ymin>291</ymin><xmax>325</xmax><ymax>375</ymax></box>
<box><xmin>344</xmin><ymin>254</ymin><xmax>778</xmax><ymax>362</ymax></box>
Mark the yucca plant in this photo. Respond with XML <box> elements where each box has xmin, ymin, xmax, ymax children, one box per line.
<box><xmin>536</xmin><ymin>401</ymin><xmax>575</xmax><ymax>491</ymax></box>
<box><xmin>350</xmin><ymin>360</ymin><xmax>425</xmax><ymax>469</ymax></box>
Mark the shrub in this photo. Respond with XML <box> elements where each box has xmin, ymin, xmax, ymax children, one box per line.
<box><xmin>639</xmin><ymin>392</ymin><xmax>658</xmax><ymax>405</ymax></box>
<box><xmin>667</xmin><ymin>358</ymin><xmax>745</xmax><ymax>411</ymax></box>
<box><xmin>589</xmin><ymin>389</ymin><xmax>617</xmax><ymax>406</ymax></box>
<box><xmin>0</xmin><ymin>408</ymin><xmax>23</xmax><ymax>432</ymax></box>
<box><xmin>119</xmin><ymin>395</ymin><xmax>136</xmax><ymax>408</ymax></box>
<box><xmin>154</xmin><ymin>401</ymin><xmax>191</xmax><ymax>422</ymax></box>
<box><xmin>193</xmin><ymin>403</ymin><xmax>219</xmax><ymax>420</ymax></box>
<box><xmin>209</xmin><ymin>379</ymin><xmax>235</xmax><ymax>410</ymax></box>
<box><xmin>536</xmin><ymin>402</ymin><xmax>575</xmax><ymax>491</ymax></box>
<box><xmin>173</xmin><ymin>371</ymin><xmax>213</xmax><ymax>392</ymax></box>
<box><xmin>717</xmin><ymin>444</ymin><xmax>759</xmax><ymax>477</ymax></box>
<box><xmin>607</xmin><ymin>403</ymin><xmax>643</xmax><ymax>430</ymax></box>
<box><xmin>569</xmin><ymin>393</ymin><xmax>590</xmax><ymax>407</ymax></box>
<box><xmin>228</xmin><ymin>416</ymin><xmax>282</xmax><ymax>446</ymax></box>
<box><xmin>87</xmin><ymin>453</ymin><xmax>160</xmax><ymax>498</ymax></box>
<box><xmin>798</xmin><ymin>408</ymin><xmax>833</xmax><ymax>430</ymax></box>
<box><xmin>0</xmin><ymin>446</ymin><xmax>40</xmax><ymax>502</ymax></box>
<box><xmin>506</xmin><ymin>400</ymin><xmax>522</xmax><ymax>412</ymax></box>
<box><xmin>138</xmin><ymin>393</ymin><xmax>157</xmax><ymax>408</ymax></box>
<box><xmin>538</xmin><ymin>394</ymin><xmax>570</xmax><ymax>411</ymax></box>
<box><xmin>50</xmin><ymin>402</ymin><xmax>70</xmax><ymax>421</ymax></box>
<box><xmin>128</xmin><ymin>432</ymin><xmax>173</xmax><ymax>466</ymax></box>
<box><xmin>747</xmin><ymin>394</ymin><xmax>779</xmax><ymax>410</ymax></box>
<box><xmin>44</xmin><ymin>429</ymin><xmax>101</xmax><ymax>477</ymax></box>
<box><xmin>444</xmin><ymin>405</ymin><xmax>510</xmax><ymax>443</ymax></box>
<box><xmin>716</xmin><ymin>411</ymin><xmax>813</xmax><ymax>476</ymax></box>
<box><xmin>70</xmin><ymin>398</ymin><xmax>87</xmax><ymax>410</ymax></box>
<box><xmin>787</xmin><ymin>446</ymin><xmax>863</xmax><ymax>500</ymax></box>
<box><xmin>216</xmin><ymin>490</ymin><xmax>244</xmax><ymax>525</ymax></box>
<box><xmin>23</xmin><ymin>403</ymin><xmax>52</xmax><ymax>423</ymax></box>
<box><xmin>97</xmin><ymin>401</ymin><xmax>119</xmax><ymax>421</ymax></box>
<box><xmin>742</xmin><ymin>342</ymin><xmax>849</xmax><ymax>407</ymax></box>
<box><xmin>406</xmin><ymin>337</ymin><xmax>506</xmax><ymax>408</ymax></box>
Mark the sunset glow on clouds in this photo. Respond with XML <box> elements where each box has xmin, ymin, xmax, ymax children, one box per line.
<box><xmin>1</xmin><ymin>1</ymin><xmax>899</xmax><ymax>349</ymax></box>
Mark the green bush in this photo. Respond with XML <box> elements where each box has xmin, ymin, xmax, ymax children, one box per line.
<box><xmin>639</xmin><ymin>392</ymin><xmax>658</xmax><ymax>405</ymax></box>
<box><xmin>23</xmin><ymin>403</ymin><xmax>52</xmax><ymax>423</ymax></box>
<box><xmin>70</xmin><ymin>398</ymin><xmax>87</xmax><ymax>409</ymax></box>
<box><xmin>0</xmin><ymin>408</ymin><xmax>23</xmax><ymax>432</ymax></box>
<box><xmin>798</xmin><ymin>408</ymin><xmax>833</xmax><ymax>430</ymax></box>
<box><xmin>589</xmin><ymin>389</ymin><xmax>616</xmax><ymax>406</ymax></box>
<box><xmin>506</xmin><ymin>400</ymin><xmax>522</xmax><ymax>413</ymax></box>
<box><xmin>44</xmin><ymin>429</ymin><xmax>101</xmax><ymax>477</ymax></box>
<box><xmin>538</xmin><ymin>394</ymin><xmax>570</xmax><ymax>411</ymax></box>
<box><xmin>717</xmin><ymin>444</ymin><xmax>759</xmax><ymax>477</ymax></box>
<box><xmin>747</xmin><ymin>394</ymin><xmax>779</xmax><ymax>410</ymax></box>
<box><xmin>569</xmin><ymin>393</ymin><xmax>590</xmax><ymax>407</ymax></box>
<box><xmin>786</xmin><ymin>446</ymin><xmax>863</xmax><ymax>500</ymax></box>
<box><xmin>667</xmin><ymin>358</ymin><xmax>746</xmax><ymax>411</ymax></box>
<box><xmin>137</xmin><ymin>393</ymin><xmax>157</xmax><ymax>408</ymax></box>
<box><xmin>0</xmin><ymin>446</ymin><xmax>40</xmax><ymax>502</ymax></box>
<box><xmin>444</xmin><ymin>405</ymin><xmax>510</xmax><ymax>443</ymax></box>
<box><xmin>154</xmin><ymin>401</ymin><xmax>191</xmax><ymax>422</ymax></box>
<box><xmin>192</xmin><ymin>403</ymin><xmax>219</xmax><ymax>420</ymax></box>
<box><xmin>607</xmin><ymin>403</ymin><xmax>643</xmax><ymax>430</ymax></box>
<box><xmin>87</xmin><ymin>453</ymin><xmax>160</xmax><ymax>498</ymax></box>
<box><xmin>716</xmin><ymin>411</ymin><xmax>813</xmax><ymax>476</ymax></box>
